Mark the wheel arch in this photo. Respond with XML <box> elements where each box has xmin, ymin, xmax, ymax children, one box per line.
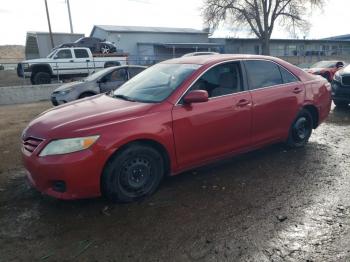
<box><xmin>31</xmin><ymin>64</ymin><xmax>53</xmax><ymax>76</ymax></box>
<box><xmin>302</xmin><ymin>104</ymin><xmax>319</xmax><ymax>129</ymax></box>
<box><xmin>100</xmin><ymin>138</ymin><xmax>172</xmax><ymax>193</ymax></box>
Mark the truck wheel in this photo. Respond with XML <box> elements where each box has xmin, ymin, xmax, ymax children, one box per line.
<box><xmin>102</xmin><ymin>144</ymin><xmax>164</xmax><ymax>203</ymax></box>
<box><xmin>33</xmin><ymin>72</ymin><xmax>51</xmax><ymax>85</ymax></box>
<box><xmin>333</xmin><ymin>100</ymin><xmax>349</xmax><ymax>107</ymax></box>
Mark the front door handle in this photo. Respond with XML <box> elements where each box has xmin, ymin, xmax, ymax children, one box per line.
<box><xmin>69</xmin><ymin>59</ymin><xmax>74</xmax><ymax>62</ymax></box>
<box><xmin>236</xmin><ymin>99</ymin><xmax>251</xmax><ymax>107</ymax></box>
<box><xmin>293</xmin><ymin>87</ymin><xmax>303</xmax><ymax>94</ymax></box>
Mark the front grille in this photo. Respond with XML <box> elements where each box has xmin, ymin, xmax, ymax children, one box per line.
<box><xmin>342</xmin><ymin>76</ymin><xmax>350</xmax><ymax>86</ymax></box>
<box><xmin>23</xmin><ymin>137</ymin><xmax>43</xmax><ymax>153</ymax></box>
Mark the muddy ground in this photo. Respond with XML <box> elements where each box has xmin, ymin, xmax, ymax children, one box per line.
<box><xmin>0</xmin><ymin>102</ymin><xmax>350</xmax><ymax>262</ymax></box>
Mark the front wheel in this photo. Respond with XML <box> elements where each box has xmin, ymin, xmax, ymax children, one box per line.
<box><xmin>286</xmin><ymin>109</ymin><xmax>313</xmax><ymax>148</ymax></box>
<box><xmin>32</xmin><ymin>72</ymin><xmax>51</xmax><ymax>85</ymax></box>
<box><xmin>102</xmin><ymin>144</ymin><xmax>164</xmax><ymax>203</ymax></box>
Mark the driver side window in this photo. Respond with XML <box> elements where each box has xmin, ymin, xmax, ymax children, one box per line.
<box><xmin>190</xmin><ymin>62</ymin><xmax>242</xmax><ymax>98</ymax></box>
<box><xmin>104</xmin><ymin>69</ymin><xmax>127</xmax><ymax>82</ymax></box>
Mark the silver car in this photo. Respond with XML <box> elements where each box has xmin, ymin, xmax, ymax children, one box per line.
<box><xmin>51</xmin><ymin>65</ymin><xmax>146</xmax><ymax>106</ymax></box>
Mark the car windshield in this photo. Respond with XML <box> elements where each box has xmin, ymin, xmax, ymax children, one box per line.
<box><xmin>84</xmin><ymin>67</ymin><xmax>115</xmax><ymax>82</ymax></box>
<box><xmin>113</xmin><ymin>63</ymin><xmax>200</xmax><ymax>103</ymax></box>
<box><xmin>47</xmin><ymin>50</ymin><xmax>57</xmax><ymax>58</ymax></box>
<box><xmin>311</xmin><ymin>61</ymin><xmax>337</xmax><ymax>68</ymax></box>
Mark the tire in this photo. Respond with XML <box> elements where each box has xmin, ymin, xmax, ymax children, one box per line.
<box><xmin>286</xmin><ymin>109</ymin><xmax>313</xmax><ymax>148</ymax></box>
<box><xmin>333</xmin><ymin>100</ymin><xmax>349</xmax><ymax>108</ymax></box>
<box><xmin>79</xmin><ymin>92</ymin><xmax>95</xmax><ymax>99</ymax></box>
<box><xmin>102</xmin><ymin>144</ymin><xmax>164</xmax><ymax>203</ymax></box>
<box><xmin>32</xmin><ymin>72</ymin><xmax>51</xmax><ymax>85</ymax></box>
<box><xmin>100</xmin><ymin>44</ymin><xmax>111</xmax><ymax>54</ymax></box>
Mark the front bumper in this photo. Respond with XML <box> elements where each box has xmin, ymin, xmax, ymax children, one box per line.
<box><xmin>22</xmin><ymin>143</ymin><xmax>108</xmax><ymax>200</ymax></box>
<box><xmin>331</xmin><ymin>81</ymin><xmax>350</xmax><ymax>102</ymax></box>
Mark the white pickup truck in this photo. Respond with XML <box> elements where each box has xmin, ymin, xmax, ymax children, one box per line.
<box><xmin>17</xmin><ymin>47</ymin><xmax>128</xmax><ymax>85</ymax></box>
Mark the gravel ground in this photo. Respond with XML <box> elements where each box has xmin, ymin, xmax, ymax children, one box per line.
<box><xmin>0</xmin><ymin>102</ymin><xmax>350</xmax><ymax>261</ymax></box>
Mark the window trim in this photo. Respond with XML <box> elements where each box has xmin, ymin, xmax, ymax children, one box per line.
<box><xmin>176</xmin><ymin>60</ymin><xmax>247</xmax><ymax>105</ymax></box>
<box><xmin>242</xmin><ymin>59</ymin><xmax>301</xmax><ymax>92</ymax></box>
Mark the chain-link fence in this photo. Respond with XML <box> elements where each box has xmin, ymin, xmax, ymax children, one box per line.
<box><xmin>1</xmin><ymin>50</ymin><xmax>350</xmax><ymax>86</ymax></box>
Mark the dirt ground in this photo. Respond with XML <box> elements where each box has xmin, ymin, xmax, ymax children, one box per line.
<box><xmin>0</xmin><ymin>102</ymin><xmax>350</xmax><ymax>261</ymax></box>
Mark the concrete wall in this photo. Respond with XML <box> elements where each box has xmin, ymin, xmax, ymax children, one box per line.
<box><xmin>0</xmin><ymin>84</ymin><xmax>60</xmax><ymax>105</ymax></box>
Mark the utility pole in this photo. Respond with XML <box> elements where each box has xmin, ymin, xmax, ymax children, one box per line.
<box><xmin>44</xmin><ymin>0</ymin><xmax>54</xmax><ymax>49</ymax></box>
<box><xmin>66</xmin><ymin>0</ymin><xmax>74</xmax><ymax>33</ymax></box>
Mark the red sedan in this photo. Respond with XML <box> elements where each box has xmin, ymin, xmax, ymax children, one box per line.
<box><xmin>22</xmin><ymin>55</ymin><xmax>332</xmax><ymax>202</ymax></box>
<box><xmin>306</xmin><ymin>60</ymin><xmax>345</xmax><ymax>82</ymax></box>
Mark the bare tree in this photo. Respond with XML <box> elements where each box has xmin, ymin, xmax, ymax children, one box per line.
<box><xmin>203</xmin><ymin>0</ymin><xmax>324</xmax><ymax>55</ymax></box>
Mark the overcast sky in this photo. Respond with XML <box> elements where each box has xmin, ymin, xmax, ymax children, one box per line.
<box><xmin>0</xmin><ymin>0</ymin><xmax>349</xmax><ymax>45</ymax></box>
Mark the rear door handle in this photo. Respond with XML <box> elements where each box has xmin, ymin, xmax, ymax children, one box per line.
<box><xmin>293</xmin><ymin>87</ymin><xmax>303</xmax><ymax>94</ymax></box>
<box><xmin>69</xmin><ymin>60</ymin><xmax>74</xmax><ymax>62</ymax></box>
<box><xmin>236</xmin><ymin>99</ymin><xmax>251</xmax><ymax>107</ymax></box>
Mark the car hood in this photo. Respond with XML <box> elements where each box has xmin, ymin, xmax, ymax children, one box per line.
<box><xmin>23</xmin><ymin>94</ymin><xmax>154</xmax><ymax>139</ymax></box>
<box><xmin>306</xmin><ymin>68</ymin><xmax>325</xmax><ymax>73</ymax></box>
<box><xmin>54</xmin><ymin>81</ymin><xmax>87</xmax><ymax>92</ymax></box>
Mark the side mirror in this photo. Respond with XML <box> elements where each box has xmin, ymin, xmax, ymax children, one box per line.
<box><xmin>183</xmin><ymin>90</ymin><xmax>209</xmax><ymax>104</ymax></box>
<box><xmin>53</xmin><ymin>56</ymin><xmax>58</xmax><ymax>60</ymax></box>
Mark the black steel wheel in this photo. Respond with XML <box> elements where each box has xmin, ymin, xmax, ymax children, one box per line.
<box><xmin>102</xmin><ymin>144</ymin><xmax>164</xmax><ymax>202</ymax></box>
<box><xmin>287</xmin><ymin>109</ymin><xmax>313</xmax><ymax>148</ymax></box>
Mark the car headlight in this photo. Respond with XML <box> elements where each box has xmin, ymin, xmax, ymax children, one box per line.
<box><xmin>39</xmin><ymin>135</ymin><xmax>100</xmax><ymax>156</ymax></box>
<box><xmin>59</xmin><ymin>89</ymin><xmax>71</xmax><ymax>95</ymax></box>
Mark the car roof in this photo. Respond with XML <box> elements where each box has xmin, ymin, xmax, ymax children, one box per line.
<box><xmin>162</xmin><ymin>54</ymin><xmax>285</xmax><ymax>65</ymax></box>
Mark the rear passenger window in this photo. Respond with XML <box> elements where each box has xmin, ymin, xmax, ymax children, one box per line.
<box><xmin>74</xmin><ymin>49</ymin><xmax>89</xmax><ymax>58</ymax></box>
<box><xmin>245</xmin><ymin>60</ymin><xmax>283</xmax><ymax>90</ymax></box>
<box><xmin>190</xmin><ymin>62</ymin><xmax>243</xmax><ymax>98</ymax></box>
<box><xmin>279</xmin><ymin>66</ymin><xmax>298</xmax><ymax>83</ymax></box>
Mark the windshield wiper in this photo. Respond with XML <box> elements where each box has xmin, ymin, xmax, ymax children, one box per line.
<box><xmin>112</xmin><ymin>94</ymin><xmax>137</xmax><ymax>102</ymax></box>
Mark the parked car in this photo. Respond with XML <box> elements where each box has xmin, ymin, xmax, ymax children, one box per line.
<box><xmin>306</xmin><ymin>60</ymin><xmax>345</xmax><ymax>82</ymax></box>
<box><xmin>17</xmin><ymin>47</ymin><xmax>127</xmax><ymax>85</ymax></box>
<box><xmin>22</xmin><ymin>54</ymin><xmax>331</xmax><ymax>202</ymax></box>
<box><xmin>182</xmin><ymin>52</ymin><xmax>220</xmax><ymax>57</ymax></box>
<box><xmin>331</xmin><ymin>64</ymin><xmax>350</xmax><ymax>107</ymax></box>
<box><xmin>57</xmin><ymin>37</ymin><xmax>117</xmax><ymax>54</ymax></box>
<box><xmin>51</xmin><ymin>65</ymin><xmax>146</xmax><ymax>106</ymax></box>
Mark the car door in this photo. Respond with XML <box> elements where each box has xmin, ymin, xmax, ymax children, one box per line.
<box><xmin>73</xmin><ymin>49</ymin><xmax>93</xmax><ymax>75</ymax></box>
<box><xmin>52</xmin><ymin>49</ymin><xmax>74</xmax><ymax>76</ymax></box>
<box><xmin>243</xmin><ymin>60</ymin><xmax>305</xmax><ymax>146</ymax></box>
<box><xmin>99</xmin><ymin>68</ymin><xmax>128</xmax><ymax>93</ymax></box>
<box><xmin>172</xmin><ymin>61</ymin><xmax>252</xmax><ymax>168</ymax></box>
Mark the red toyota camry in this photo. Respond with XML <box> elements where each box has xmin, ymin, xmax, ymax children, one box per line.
<box><xmin>22</xmin><ymin>55</ymin><xmax>331</xmax><ymax>202</ymax></box>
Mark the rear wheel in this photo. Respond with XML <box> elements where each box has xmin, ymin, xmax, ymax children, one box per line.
<box><xmin>102</xmin><ymin>144</ymin><xmax>164</xmax><ymax>203</ymax></box>
<box><xmin>32</xmin><ymin>72</ymin><xmax>51</xmax><ymax>85</ymax></box>
<box><xmin>287</xmin><ymin>109</ymin><xmax>313</xmax><ymax>148</ymax></box>
<box><xmin>333</xmin><ymin>100</ymin><xmax>349</xmax><ymax>108</ymax></box>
